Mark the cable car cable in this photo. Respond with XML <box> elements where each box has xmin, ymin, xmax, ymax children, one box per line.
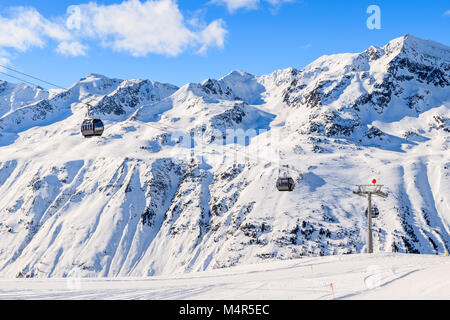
<box><xmin>0</xmin><ymin>70</ymin><xmax>45</xmax><ymax>88</ymax></box>
<box><xmin>0</xmin><ymin>64</ymin><xmax>111</xmax><ymax>112</ymax></box>
<box><xmin>0</xmin><ymin>64</ymin><xmax>66</xmax><ymax>90</ymax></box>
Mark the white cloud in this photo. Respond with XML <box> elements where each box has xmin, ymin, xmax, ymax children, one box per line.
<box><xmin>66</xmin><ymin>0</ymin><xmax>227</xmax><ymax>57</ymax></box>
<box><xmin>0</xmin><ymin>0</ymin><xmax>228</xmax><ymax>61</ymax></box>
<box><xmin>265</xmin><ymin>0</ymin><xmax>295</xmax><ymax>6</ymax></box>
<box><xmin>211</xmin><ymin>0</ymin><xmax>293</xmax><ymax>13</ymax></box>
<box><xmin>444</xmin><ymin>10</ymin><xmax>450</xmax><ymax>16</ymax></box>
<box><xmin>56</xmin><ymin>41</ymin><xmax>87</xmax><ymax>57</ymax></box>
<box><xmin>0</xmin><ymin>6</ymin><xmax>70</xmax><ymax>52</ymax></box>
<box><xmin>211</xmin><ymin>0</ymin><xmax>260</xmax><ymax>12</ymax></box>
<box><xmin>197</xmin><ymin>19</ymin><xmax>228</xmax><ymax>54</ymax></box>
<box><xmin>0</xmin><ymin>49</ymin><xmax>11</xmax><ymax>64</ymax></box>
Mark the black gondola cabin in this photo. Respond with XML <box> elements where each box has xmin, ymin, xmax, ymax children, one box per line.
<box><xmin>365</xmin><ymin>206</ymin><xmax>380</xmax><ymax>218</ymax></box>
<box><xmin>81</xmin><ymin>118</ymin><xmax>104</xmax><ymax>137</ymax></box>
<box><xmin>276</xmin><ymin>177</ymin><xmax>295</xmax><ymax>192</ymax></box>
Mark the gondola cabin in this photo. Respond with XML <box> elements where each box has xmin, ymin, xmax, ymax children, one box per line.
<box><xmin>276</xmin><ymin>177</ymin><xmax>295</xmax><ymax>192</ymax></box>
<box><xmin>365</xmin><ymin>206</ymin><xmax>380</xmax><ymax>219</ymax></box>
<box><xmin>81</xmin><ymin>118</ymin><xmax>104</xmax><ymax>138</ymax></box>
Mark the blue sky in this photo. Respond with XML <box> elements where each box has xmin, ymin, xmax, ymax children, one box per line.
<box><xmin>0</xmin><ymin>0</ymin><xmax>449</xmax><ymax>88</ymax></box>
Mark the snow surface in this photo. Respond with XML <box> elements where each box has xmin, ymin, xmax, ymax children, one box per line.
<box><xmin>0</xmin><ymin>35</ymin><xmax>449</xmax><ymax>279</ymax></box>
<box><xmin>0</xmin><ymin>253</ymin><xmax>448</xmax><ymax>299</ymax></box>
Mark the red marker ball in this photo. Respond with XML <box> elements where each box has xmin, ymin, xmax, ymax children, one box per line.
<box><xmin>372</xmin><ymin>179</ymin><xmax>377</xmax><ymax>184</ymax></box>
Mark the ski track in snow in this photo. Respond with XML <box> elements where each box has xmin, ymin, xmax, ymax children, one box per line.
<box><xmin>0</xmin><ymin>253</ymin><xmax>448</xmax><ymax>300</ymax></box>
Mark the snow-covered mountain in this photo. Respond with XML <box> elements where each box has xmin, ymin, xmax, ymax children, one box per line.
<box><xmin>0</xmin><ymin>35</ymin><xmax>448</xmax><ymax>278</ymax></box>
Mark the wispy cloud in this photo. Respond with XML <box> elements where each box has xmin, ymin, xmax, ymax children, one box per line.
<box><xmin>56</xmin><ymin>41</ymin><xmax>87</xmax><ymax>57</ymax></box>
<box><xmin>444</xmin><ymin>10</ymin><xmax>450</xmax><ymax>16</ymax></box>
<box><xmin>301</xmin><ymin>43</ymin><xmax>312</xmax><ymax>49</ymax></box>
<box><xmin>67</xmin><ymin>0</ymin><xmax>227</xmax><ymax>57</ymax></box>
<box><xmin>0</xmin><ymin>0</ymin><xmax>228</xmax><ymax>62</ymax></box>
<box><xmin>0</xmin><ymin>6</ymin><xmax>71</xmax><ymax>62</ymax></box>
<box><xmin>211</xmin><ymin>0</ymin><xmax>259</xmax><ymax>12</ymax></box>
<box><xmin>210</xmin><ymin>0</ymin><xmax>294</xmax><ymax>13</ymax></box>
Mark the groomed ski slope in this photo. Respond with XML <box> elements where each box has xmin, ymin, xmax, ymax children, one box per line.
<box><xmin>0</xmin><ymin>253</ymin><xmax>448</xmax><ymax>300</ymax></box>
